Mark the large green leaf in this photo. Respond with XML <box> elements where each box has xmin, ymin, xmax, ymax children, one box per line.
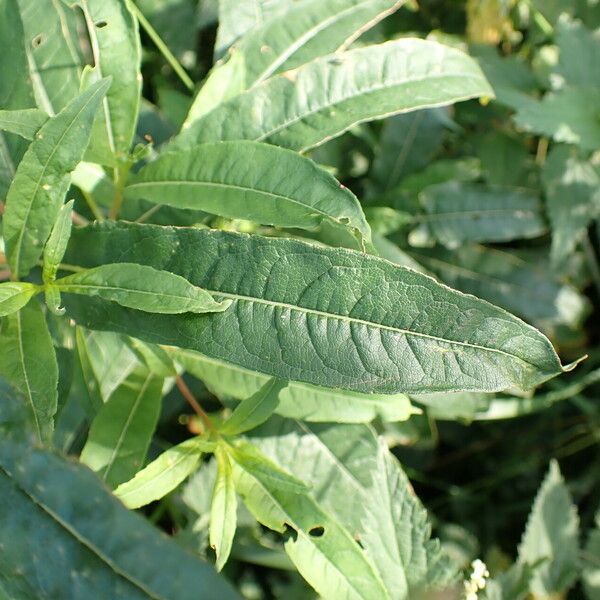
<box><xmin>172</xmin><ymin>348</ymin><xmax>416</xmax><ymax>423</ymax></box>
<box><xmin>247</xmin><ymin>417</ymin><xmax>455</xmax><ymax>598</ymax></box>
<box><xmin>228</xmin><ymin>439</ymin><xmax>390</xmax><ymax>600</ymax></box>
<box><xmin>187</xmin><ymin>0</ymin><xmax>404</xmax><ymax>120</ymax></box>
<box><xmin>517</xmin><ymin>460</ymin><xmax>580</xmax><ymax>597</ymax></box>
<box><xmin>63</xmin><ymin>221</ymin><xmax>568</xmax><ymax>394</ymax></box>
<box><xmin>0</xmin><ymin>282</ymin><xmax>38</xmax><ymax>317</ymax></box>
<box><xmin>125</xmin><ymin>141</ymin><xmax>372</xmax><ymax>248</ymax></box>
<box><xmin>0</xmin><ymin>302</ymin><xmax>58</xmax><ymax>444</ymax></box>
<box><xmin>172</xmin><ymin>39</ymin><xmax>493</xmax><ymax>153</ymax></box>
<box><xmin>70</xmin><ymin>0</ymin><xmax>142</xmax><ymax>160</ymax></box>
<box><xmin>0</xmin><ymin>441</ymin><xmax>240</xmax><ymax>599</ymax></box>
<box><xmin>555</xmin><ymin>17</ymin><xmax>600</xmax><ymax>88</ymax></box>
<box><xmin>411</xmin><ymin>182</ymin><xmax>547</xmax><ymax>248</ymax></box>
<box><xmin>3</xmin><ymin>79</ymin><xmax>110</xmax><ymax>279</ymax></box>
<box><xmin>0</xmin><ymin>109</ymin><xmax>48</xmax><ymax>140</ymax></box>
<box><xmin>80</xmin><ymin>366</ymin><xmax>163</xmax><ymax>488</ymax></box>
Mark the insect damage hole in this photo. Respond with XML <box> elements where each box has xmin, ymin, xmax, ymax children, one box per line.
<box><xmin>32</xmin><ymin>34</ymin><xmax>44</xmax><ymax>48</ymax></box>
<box><xmin>95</xmin><ymin>21</ymin><xmax>108</xmax><ymax>28</ymax></box>
<box><xmin>308</xmin><ymin>526</ymin><xmax>325</xmax><ymax>538</ymax></box>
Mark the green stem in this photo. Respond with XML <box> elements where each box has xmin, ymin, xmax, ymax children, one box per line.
<box><xmin>81</xmin><ymin>189</ymin><xmax>105</xmax><ymax>222</ymax></box>
<box><xmin>130</xmin><ymin>1</ymin><xmax>195</xmax><ymax>93</ymax></box>
<box><xmin>109</xmin><ymin>162</ymin><xmax>132</xmax><ymax>220</ymax></box>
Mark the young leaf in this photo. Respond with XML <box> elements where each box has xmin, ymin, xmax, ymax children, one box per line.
<box><xmin>228</xmin><ymin>440</ymin><xmax>390</xmax><ymax>600</ymax></box>
<box><xmin>0</xmin><ymin>302</ymin><xmax>58</xmax><ymax>443</ymax></box>
<box><xmin>125</xmin><ymin>141</ymin><xmax>372</xmax><ymax>248</ymax></box>
<box><xmin>412</xmin><ymin>182</ymin><xmax>547</xmax><ymax>248</ymax></box>
<box><xmin>220</xmin><ymin>378</ymin><xmax>287</xmax><ymax>436</ymax></box>
<box><xmin>0</xmin><ymin>282</ymin><xmax>38</xmax><ymax>317</ymax></box>
<box><xmin>68</xmin><ymin>0</ymin><xmax>142</xmax><ymax>160</ymax></box>
<box><xmin>171</xmin><ymin>38</ymin><xmax>493</xmax><ymax>153</ymax></box>
<box><xmin>114</xmin><ymin>436</ymin><xmax>214</xmax><ymax>509</ymax></box>
<box><xmin>0</xmin><ymin>109</ymin><xmax>48</xmax><ymax>140</ymax></box>
<box><xmin>3</xmin><ymin>79</ymin><xmax>110</xmax><ymax>279</ymax></box>
<box><xmin>210</xmin><ymin>446</ymin><xmax>238</xmax><ymax>571</ymax></box>
<box><xmin>517</xmin><ymin>460</ymin><xmax>580</xmax><ymax>597</ymax></box>
<box><xmin>0</xmin><ymin>441</ymin><xmax>241</xmax><ymax>600</ymax></box>
<box><xmin>64</xmin><ymin>221</ymin><xmax>569</xmax><ymax>395</ymax></box>
<box><xmin>80</xmin><ymin>367</ymin><xmax>163</xmax><ymax>488</ymax></box>
<box><xmin>55</xmin><ymin>263</ymin><xmax>231</xmax><ymax>314</ymax></box>
<box><xmin>174</xmin><ymin>348</ymin><xmax>416</xmax><ymax>423</ymax></box>
<box><xmin>43</xmin><ymin>199</ymin><xmax>74</xmax><ymax>284</ymax></box>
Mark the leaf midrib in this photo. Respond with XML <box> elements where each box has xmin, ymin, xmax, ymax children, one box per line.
<box><xmin>422</xmin><ymin>207</ymin><xmax>542</xmax><ymax>221</ymax></box>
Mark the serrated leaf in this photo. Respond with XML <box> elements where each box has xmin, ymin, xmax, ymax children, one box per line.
<box><xmin>3</xmin><ymin>79</ymin><xmax>110</xmax><ymax>279</ymax></box>
<box><xmin>172</xmin><ymin>39</ymin><xmax>493</xmax><ymax>153</ymax></box>
<box><xmin>173</xmin><ymin>348</ymin><xmax>415</xmax><ymax>423</ymax></box>
<box><xmin>220</xmin><ymin>378</ymin><xmax>287</xmax><ymax>436</ymax></box>
<box><xmin>43</xmin><ymin>199</ymin><xmax>74</xmax><ymax>284</ymax></box>
<box><xmin>210</xmin><ymin>446</ymin><xmax>237</xmax><ymax>571</ymax></box>
<box><xmin>413</xmin><ymin>182</ymin><xmax>547</xmax><ymax>248</ymax></box>
<box><xmin>0</xmin><ymin>282</ymin><xmax>38</xmax><ymax>317</ymax></box>
<box><xmin>56</xmin><ymin>263</ymin><xmax>231</xmax><ymax>314</ymax></box>
<box><xmin>0</xmin><ymin>302</ymin><xmax>58</xmax><ymax>443</ymax></box>
<box><xmin>114</xmin><ymin>436</ymin><xmax>213</xmax><ymax>509</ymax></box>
<box><xmin>64</xmin><ymin>221</ymin><xmax>568</xmax><ymax>395</ymax></box>
<box><xmin>69</xmin><ymin>0</ymin><xmax>142</xmax><ymax>160</ymax></box>
<box><xmin>188</xmin><ymin>0</ymin><xmax>404</xmax><ymax>121</ymax></box>
<box><xmin>0</xmin><ymin>441</ymin><xmax>240</xmax><ymax>600</ymax></box>
<box><xmin>80</xmin><ymin>367</ymin><xmax>163</xmax><ymax>488</ymax></box>
<box><xmin>125</xmin><ymin>141</ymin><xmax>372</xmax><ymax>248</ymax></box>
<box><xmin>0</xmin><ymin>109</ymin><xmax>48</xmax><ymax>140</ymax></box>
<box><xmin>517</xmin><ymin>460</ymin><xmax>580</xmax><ymax>597</ymax></box>
<box><xmin>228</xmin><ymin>439</ymin><xmax>389</xmax><ymax>600</ymax></box>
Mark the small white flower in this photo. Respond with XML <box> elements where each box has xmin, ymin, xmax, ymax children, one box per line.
<box><xmin>463</xmin><ymin>559</ymin><xmax>489</xmax><ymax>599</ymax></box>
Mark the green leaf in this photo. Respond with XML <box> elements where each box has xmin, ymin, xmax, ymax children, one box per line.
<box><xmin>43</xmin><ymin>199</ymin><xmax>74</xmax><ymax>284</ymax></box>
<box><xmin>0</xmin><ymin>302</ymin><xmax>58</xmax><ymax>443</ymax></box>
<box><xmin>0</xmin><ymin>378</ymin><xmax>38</xmax><ymax>444</ymax></box>
<box><xmin>80</xmin><ymin>367</ymin><xmax>163</xmax><ymax>488</ymax></box>
<box><xmin>172</xmin><ymin>38</ymin><xmax>493</xmax><ymax>153</ymax></box>
<box><xmin>555</xmin><ymin>17</ymin><xmax>600</xmax><ymax>88</ymax></box>
<box><xmin>542</xmin><ymin>145</ymin><xmax>600</xmax><ymax>265</ymax></box>
<box><xmin>228</xmin><ymin>440</ymin><xmax>390</xmax><ymax>600</ymax></box>
<box><xmin>210</xmin><ymin>445</ymin><xmax>238</xmax><ymax>571</ymax></box>
<box><xmin>220</xmin><ymin>378</ymin><xmax>287</xmax><ymax>436</ymax></box>
<box><xmin>0</xmin><ymin>441</ymin><xmax>241</xmax><ymax>600</ymax></box>
<box><xmin>64</xmin><ymin>221</ymin><xmax>568</xmax><ymax>395</ymax></box>
<box><xmin>411</xmin><ymin>182</ymin><xmax>547</xmax><ymax>248</ymax></box>
<box><xmin>517</xmin><ymin>460</ymin><xmax>580</xmax><ymax>597</ymax></box>
<box><xmin>69</xmin><ymin>0</ymin><xmax>142</xmax><ymax>160</ymax></box>
<box><xmin>56</xmin><ymin>263</ymin><xmax>231</xmax><ymax>314</ymax></box>
<box><xmin>173</xmin><ymin>348</ymin><xmax>416</xmax><ymax>423</ymax></box>
<box><xmin>125</xmin><ymin>141</ymin><xmax>372</xmax><ymax>248</ymax></box>
<box><xmin>583</xmin><ymin>511</ymin><xmax>600</xmax><ymax>600</ymax></box>
<box><xmin>187</xmin><ymin>0</ymin><xmax>404</xmax><ymax>121</ymax></box>
<box><xmin>0</xmin><ymin>108</ymin><xmax>48</xmax><ymax>139</ymax></box>
<box><xmin>114</xmin><ymin>436</ymin><xmax>213</xmax><ymax>509</ymax></box>
<box><xmin>248</xmin><ymin>418</ymin><xmax>455</xmax><ymax>598</ymax></box>
<box><xmin>3</xmin><ymin>79</ymin><xmax>110</xmax><ymax>279</ymax></box>
<box><xmin>0</xmin><ymin>282</ymin><xmax>38</xmax><ymax>316</ymax></box>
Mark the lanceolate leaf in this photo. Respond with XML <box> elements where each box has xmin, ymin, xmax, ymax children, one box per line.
<box><xmin>80</xmin><ymin>367</ymin><xmax>163</xmax><ymax>488</ymax></box>
<box><xmin>43</xmin><ymin>199</ymin><xmax>74</xmax><ymax>284</ymax></box>
<box><xmin>55</xmin><ymin>263</ymin><xmax>231</xmax><ymax>314</ymax></box>
<box><xmin>64</xmin><ymin>221</ymin><xmax>568</xmax><ymax>395</ymax></box>
<box><xmin>173</xmin><ymin>349</ymin><xmax>416</xmax><ymax>423</ymax></box>
<box><xmin>172</xmin><ymin>39</ymin><xmax>493</xmax><ymax>153</ymax></box>
<box><xmin>0</xmin><ymin>302</ymin><xmax>58</xmax><ymax>444</ymax></box>
<box><xmin>0</xmin><ymin>109</ymin><xmax>48</xmax><ymax>140</ymax></box>
<box><xmin>228</xmin><ymin>440</ymin><xmax>390</xmax><ymax>600</ymax></box>
<box><xmin>0</xmin><ymin>282</ymin><xmax>38</xmax><ymax>317</ymax></box>
<box><xmin>187</xmin><ymin>0</ymin><xmax>404</xmax><ymax>121</ymax></box>
<box><xmin>3</xmin><ymin>79</ymin><xmax>110</xmax><ymax>279</ymax></box>
<box><xmin>0</xmin><ymin>441</ymin><xmax>241</xmax><ymax>600</ymax></box>
<box><xmin>125</xmin><ymin>141</ymin><xmax>372</xmax><ymax>247</ymax></box>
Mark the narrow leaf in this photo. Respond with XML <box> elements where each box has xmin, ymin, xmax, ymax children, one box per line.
<box><xmin>210</xmin><ymin>446</ymin><xmax>237</xmax><ymax>571</ymax></box>
<box><xmin>64</xmin><ymin>221</ymin><xmax>569</xmax><ymax>395</ymax></box>
<box><xmin>125</xmin><ymin>141</ymin><xmax>372</xmax><ymax>248</ymax></box>
<box><xmin>0</xmin><ymin>441</ymin><xmax>241</xmax><ymax>600</ymax></box>
<box><xmin>0</xmin><ymin>282</ymin><xmax>38</xmax><ymax>317</ymax></box>
<box><xmin>114</xmin><ymin>436</ymin><xmax>213</xmax><ymax>509</ymax></box>
<box><xmin>0</xmin><ymin>302</ymin><xmax>58</xmax><ymax>443</ymax></box>
<box><xmin>3</xmin><ymin>79</ymin><xmax>110</xmax><ymax>279</ymax></box>
<box><xmin>220</xmin><ymin>378</ymin><xmax>287</xmax><ymax>436</ymax></box>
<box><xmin>172</xmin><ymin>39</ymin><xmax>493</xmax><ymax>153</ymax></box>
<box><xmin>43</xmin><ymin>199</ymin><xmax>74</xmax><ymax>284</ymax></box>
<box><xmin>0</xmin><ymin>109</ymin><xmax>48</xmax><ymax>140</ymax></box>
<box><xmin>56</xmin><ymin>263</ymin><xmax>231</xmax><ymax>314</ymax></box>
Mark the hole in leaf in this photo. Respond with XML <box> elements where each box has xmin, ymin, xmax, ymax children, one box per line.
<box><xmin>283</xmin><ymin>523</ymin><xmax>298</xmax><ymax>543</ymax></box>
<box><xmin>308</xmin><ymin>526</ymin><xmax>325</xmax><ymax>538</ymax></box>
<box><xmin>354</xmin><ymin>535</ymin><xmax>364</xmax><ymax>549</ymax></box>
<box><xmin>32</xmin><ymin>34</ymin><xmax>44</xmax><ymax>48</ymax></box>
<box><xmin>95</xmin><ymin>20</ymin><xmax>108</xmax><ymax>28</ymax></box>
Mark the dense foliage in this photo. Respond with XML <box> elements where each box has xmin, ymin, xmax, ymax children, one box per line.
<box><xmin>0</xmin><ymin>0</ymin><xmax>599</xmax><ymax>598</ymax></box>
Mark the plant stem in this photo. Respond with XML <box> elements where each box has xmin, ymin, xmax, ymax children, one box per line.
<box><xmin>71</xmin><ymin>211</ymin><xmax>89</xmax><ymax>226</ymax></box>
<box><xmin>109</xmin><ymin>162</ymin><xmax>132</xmax><ymax>220</ymax></box>
<box><xmin>130</xmin><ymin>2</ymin><xmax>195</xmax><ymax>93</ymax></box>
<box><xmin>81</xmin><ymin>189</ymin><xmax>105</xmax><ymax>222</ymax></box>
<box><xmin>175</xmin><ymin>375</ymin><xmax>216</xmax><ymax>433</ymax></box>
